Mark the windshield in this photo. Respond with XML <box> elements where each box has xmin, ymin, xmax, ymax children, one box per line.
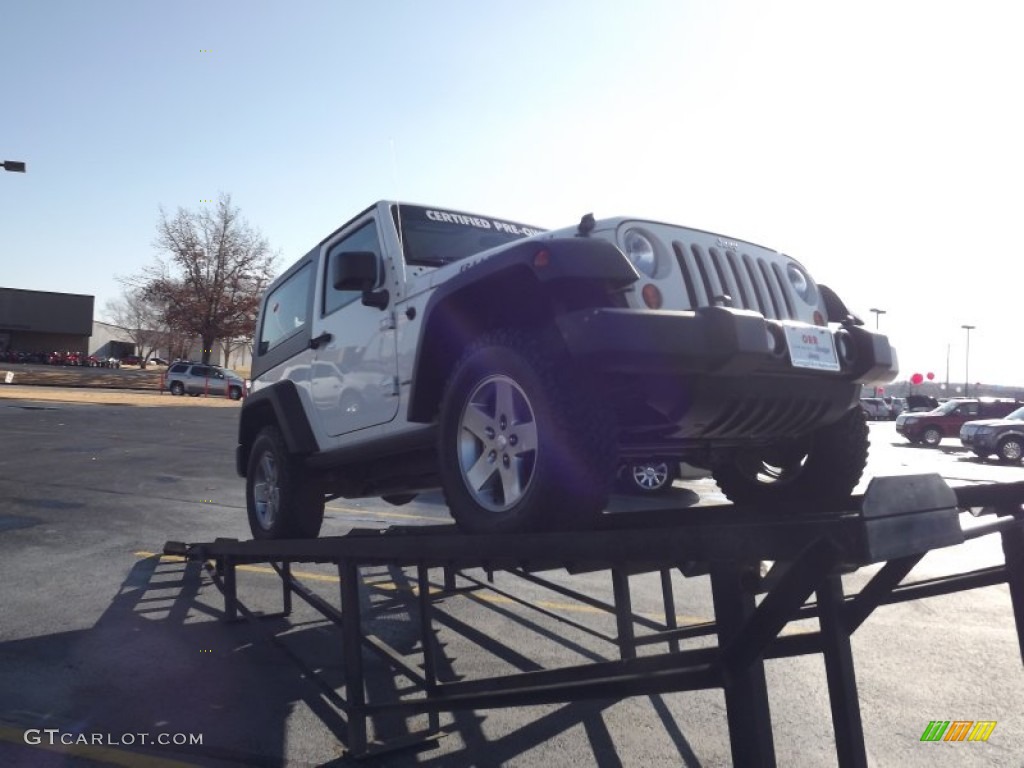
<box><xmin>1005</xmin><ymin>407</ymin><xmax>1024</xmax><ymax>421</ymax></box>
<box><xmin>393</xmin><ymin>204</ymin><xmax>546</xmax><ymax>266</ymax></box>
<box><xmin>934</xmin><ymin>400</ymin><xmax>963</xmax><ymax>415</ymax></box>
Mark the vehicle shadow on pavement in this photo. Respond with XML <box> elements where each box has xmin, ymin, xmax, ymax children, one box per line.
<box><xmin>2</xmin><ymin>550</ymin><xmax>710</xmax><ymax>766</ymax></box>
<box><xmin>0</xmin><ymin>555</ymin><xmax>349</xmax><ymax>767</ymax></box>
<box><xmin>324</xmin><ymin>563</ymin><xmax>706</xmax><ymax>767</ymax></box>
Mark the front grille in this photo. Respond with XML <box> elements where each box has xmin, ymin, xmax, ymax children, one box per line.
<box><xmin>673</xmin><ymin>240</ymin><xmax>796</xmax><ymax>320</ymax></box>
<box><xmin>700</xmin><ymin>397</ymin><xmax>831</xmax><ymax>439</ymax></box>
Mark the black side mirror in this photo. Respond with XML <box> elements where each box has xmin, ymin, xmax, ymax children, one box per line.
<box><xmin>333</xmin><ymin>251</ymin><xmax>389</xmax><ymax>310</ymax></box>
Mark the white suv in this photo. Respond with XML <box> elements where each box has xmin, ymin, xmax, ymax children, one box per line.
<box><xmin>237</xmin><ymin>202</ymin><xmax>897</xmax><ymax>539</ymax></box>
<box><xmin>166</xmin><ymin>362</ymin><xmax>246</xmax><ymax>400</ymax></box>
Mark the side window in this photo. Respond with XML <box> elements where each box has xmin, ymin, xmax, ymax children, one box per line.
<box><xmin>324</xmin><ymin>221</ymin><xmax>381</xmax><ymax>316</ymax></box>
<box><xmin>169</xmin><ymin>363</ymin><xmax>188</xmax><ymax>374</ymax></box>
<box><xmin>259</xmin><ymin>263</ymin><xmax>313</xmax><ymax>353</ymax></box>
<box><xmin>960</xmin><ymin>403</ymin><xmax>979</xmax><ymax>416</ymax></box>
<box><xmin>191</xmin><ymin>365</ymin><xmax>211</xmax><ymax>378</ymax></box>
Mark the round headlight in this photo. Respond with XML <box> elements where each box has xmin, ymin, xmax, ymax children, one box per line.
<box><xmin>786</xmin><ymin>263</ymin><xmax>817</xmax><ymax>303</ymax></box>
<box><xmin>623</xmin><ymin>229</ymin><xmax>657</xmax><ymax>277</ymax></box>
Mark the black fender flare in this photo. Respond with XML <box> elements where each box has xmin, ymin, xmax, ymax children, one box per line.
<box><xmin>237</xmin><ymin>380</ymin><xmax>318</xmax><ymax>476</ymax></box>
<box><xmin>406</xmin><ymin>237</ymin><xmax>638</xmax><ymax>423</ymax></box>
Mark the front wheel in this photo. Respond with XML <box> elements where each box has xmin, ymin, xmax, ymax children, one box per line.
<box><xmin>620</xmin><ymin>460</ymin><xmax>677</xmax><ymax>495</ymax></box>
<box><xmin>998</xmin><ymin>436</ymin><xmax>1024</xmax><ymax>463</ymax></box>
<box><xmin>712</xmin><ymin>407</ymin><xmax>869</xmax><ymax>513</ymax></box>
<box><xmin>437</xmin><ymin>330</ymin><xmax>615</xmax><ymax>534</ymax></box>
<box><xmin>922</xmin><ymin>427</ymin><xmax>942</xmax><ymax>447</ymax></box>
<box><xmin>246</xmin><ymin>426</ymin><xmax>324</xmax><ymax>539</ymax></box>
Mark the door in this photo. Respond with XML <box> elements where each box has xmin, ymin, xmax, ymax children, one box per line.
<box><xmin>187</xmin><ymin>365</ymin><xmax>226</xmax><ymax>395</ymax></box>
<box><xmin>310</xmin><ymin>217</ymin><xmax>400</xmax><ymax>437</ymax></box>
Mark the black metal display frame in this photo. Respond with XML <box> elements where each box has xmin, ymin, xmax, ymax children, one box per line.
<box><xmin>164</xmin><ymin>475</ymin><xmax>1024</xmax><ymax>765</ymax></box>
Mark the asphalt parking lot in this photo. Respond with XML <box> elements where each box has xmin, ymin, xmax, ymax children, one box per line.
<box><xmin>0</xmin><ymin>402</ymin><xmax>1022</xmax><ymax>767</ymax></box>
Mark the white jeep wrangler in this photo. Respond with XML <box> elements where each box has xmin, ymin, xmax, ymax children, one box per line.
<box><xmin>238</xmin><ymin>202</ymin><xmax>897</xmax><ymax>538</ymax></box>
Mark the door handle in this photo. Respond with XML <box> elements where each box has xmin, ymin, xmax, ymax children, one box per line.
<box><xmin>309</xmin><ymin>332</ymin><xmax>333</xmax><ymax>350</ymax></box>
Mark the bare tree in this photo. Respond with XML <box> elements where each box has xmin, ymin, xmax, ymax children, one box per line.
<box><xmin>140</xmin><ymin>194</ymin><xmax>276</xmax><ymax>364</ymax></box>
<box><xmin>103</xmin><ymin>288</ymin><xmax>170</xmax><ymax>367</ymax></box>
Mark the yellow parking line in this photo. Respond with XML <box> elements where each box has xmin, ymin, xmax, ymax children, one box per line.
<box><xmin>0</xmin><ymin>724</ymin><xmax>199</xmax><ymax>768</ymax></box>
<box><xmin>134</xmin><ymin>551</ymin><xmax>340</xmax><ymax>583</ymax></box>
<box><xmin>135</xmin><ymin>553</ymin><xmax>720</xmax><ymax>625</ymax></box>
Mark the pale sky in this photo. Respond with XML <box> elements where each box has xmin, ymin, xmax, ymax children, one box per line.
<box><xmin>2</xmin><ymin>0</ymin><xmax>1022</xmax><ymax>385</ymax></box>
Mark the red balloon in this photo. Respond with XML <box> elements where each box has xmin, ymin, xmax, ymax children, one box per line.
<box><xmin>911</xmin><ymin>373</ymin><xmax>924</xmax><ymax>385</ymax></box>
<box><xmin>926</xmin><ymin>372</ymin><xmax>935</xmax><ymax>381</ymax></box>
<box><xmin>878</xmin><ymin>387</ymin><xmax>885</xmax><ymax>394</ymax></box>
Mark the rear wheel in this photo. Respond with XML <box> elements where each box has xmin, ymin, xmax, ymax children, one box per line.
<box><xmin>712</xmin><ymin>407</ymin><xmax>869</xmax><ymax>513</ymax></box>
<box><xmin>246</xmin><ymin>426</ymin><xmax>324</xmax><ymax>539</ymax></box>
<box><xmin>438</xmin><ymin>329</ymin><xmax>615</xmax><ymax>534</ymax></box>
<box><xmin>998</xmin><ymin>436</ymin><xmax>1024</xmax><ymax>463</ymax></box>
<box><xmin>170</xmin><ymin>381</ymin><xmax>184</xmax><ymax>396</ymax></box>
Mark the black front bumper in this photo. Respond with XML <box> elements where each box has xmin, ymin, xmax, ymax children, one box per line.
<box><xmin>556</xmin><ymin>306</ymin><xmax>896</xmax><ymax>445</ymax></box>
<box><xmin>555</xmin><ymin>306</ymin><xmax>896</xmax><ymax>384</ymax></box>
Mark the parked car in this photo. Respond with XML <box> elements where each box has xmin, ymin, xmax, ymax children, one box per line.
<box><xmin>120</xmin><ymin>354</ymin><xmax>143</xmax><ymax>366</ymax></box>
<box><xmin>960</xmin><ymin>406</ymin><xmax>1024</xmax><ymax>462</ymax></box>
<box><xmin>859</xmin><ymin>397</ymin><xmax>890</xmax><ymax>420</ymax></box>
<box><xmin>165</xmin><ymin>362</ymin><xmax>246</xmax><ymax>400</ymax></box>
<box><xmin>896</xmin><ymin>398</ymin><xmax>1021</xmax><ymax>447</ymax></box>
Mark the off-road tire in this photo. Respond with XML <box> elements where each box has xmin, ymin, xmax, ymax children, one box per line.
<box><xmin>246</xmin><ymin>425</ymin><xmax>324</xmax><ymax>539</ymax></box>
<box><xmin>712</xmin><ymin>406</ymin><xmax>869</xmax><ymax>513</ymax></box>
<box><xmin>998</xmin><ymin>436</ymin><xmax>1024</xmax><ymax>463</ymax></box>
<box><xmin>922</xmin><ymin>427</ymin><xmax>942</xmax><ymax>448</ymax></box>
<box><xmin>438</xmin><ymin>329</ymin><xmax>616</xmax><ymax>534</ymax></box>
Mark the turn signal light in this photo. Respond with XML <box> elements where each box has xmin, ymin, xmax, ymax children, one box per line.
<box><xmin>641</xmin><ymin>283</ymin><xmax>662</xmax><ymax>309</ymax></box>
<box><xmin>533</xmin><ymin>249</ymin><xmax>550</xmax><ymax>268</ymax></box>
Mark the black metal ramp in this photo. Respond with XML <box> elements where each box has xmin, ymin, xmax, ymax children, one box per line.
<box><xmin>163</xmin><ymin>474</ymin><xmax>1024</xmax><ymax>765</ymax></box>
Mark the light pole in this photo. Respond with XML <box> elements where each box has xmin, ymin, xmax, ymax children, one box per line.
<box><xmin>869</xmin><ymin>309</ymin><xmax>886</xmax><ymax>395</ymax></box>
<box><xmin>962</xmin><ymin>324</ymin><xmax>975</xmax><ymax>398</ymax></box>
<box><xmin>2</xmin><ymin>160</ymin><xmax>26</xmax><ymax>173</ymax></box>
